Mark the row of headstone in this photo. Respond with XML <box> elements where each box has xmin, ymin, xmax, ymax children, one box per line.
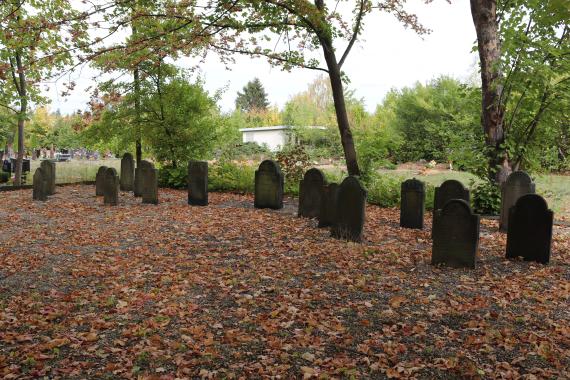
<box><xmin>32</xmin><ymin>161</ymin><xmax>56</xmax><ymax>202</ymax></box>
<box><xmin>97</xmin><ymin>157</ymin><xmax>159</xmax><ymax>205</ymax></box>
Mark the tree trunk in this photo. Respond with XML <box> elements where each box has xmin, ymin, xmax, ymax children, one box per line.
<box><xmin>319</xmin><ymin>39</ymin><xmax>360</xmax><ymax>176</ymax></box>
<box><xmin>13</xmin><ymin>50</ymin><xmax>27</xmax><ymax>186</ymax></box>
<box><xmin>470</xmin><ymin>0</ymin><xmax>510</xmax><ymax>184</ymax></box>
<box><xmin>133</xmin><ymin>21</ymin><xmax>143</xmax><ymax>166</ymax></box>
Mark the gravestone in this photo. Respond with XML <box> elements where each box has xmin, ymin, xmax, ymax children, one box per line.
<box><xmin>432</xmin><ymin>199</ymin><xmax>479</xmax><ymax>268</ymax></box>
<box><xmin>140</xmin><ymin>160</ymin><xmax>158</xmax><ymax>205</ymax></box>
<box><xmin>434</xmin><ymin>180</ymin><xmax>470</xmax><ymax>210</ymax></box>
<box><xmin>40</xmin><ymin>160</ymin><xmax>56</xmax><ymax>195</ymax></box>
<box><xmin>103</xmin><ymin>167</ymin><xmax>119</xmax><ymax>206</ymax></box>
<box><xmin>331</xmin><ymin>176</ymin><xmax>367</xmax><ymax>242</ymax></box>
<box><xmin>500</xmin><ymin>171</ymin><xmax>535</xmax><ymax>232</ymax></box>
<box><xmin>506</xmin><ymin>194</ymin><xmax>553</xmax><ymax>264</ymax></box>
<box><xmin>318</xmin><ymin>183</ymin><xmax>339</xmax><ymax>228</ymax></box>
<box><xmin>134</xmin><ymin>167</ymin><xmax>142</xmax><ymax>197</ymax></box>
<box><xmin>254</xmin><ymin>160</ymin><xmax>284</xmax><ymax>209</ymax></box>
<box><xmin>400</xmin><ymin>178</ymin><xmax>425</xmax><ymax>229</ymax></box>
<box><xmin>120</xmin><ymin>153</ymin><xmax>135</xmax><ymax>191</ymax></box>
<box><xmin>298</xmin><ymin>168</ymin><xmax>327</xmax><ymax>218</ymax></box>
<box><xmin>32</xmin><ymin>168</ymin><xmax>48</xmax><ymax>201</ymax></box>
<box><xmin>188</xmin><ymin>160</ymin><xmax>208</xmax><ymax>206</ymax></box>
<box><xmin>95</xmin><ymin>166</ymin><xmax>108</xmax><ymax>196</ymax></box>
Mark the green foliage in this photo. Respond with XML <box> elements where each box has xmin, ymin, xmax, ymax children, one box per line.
<box><xmin>364</xmin><ymin>174</ymin><xmax>400</xmax><ymax>208</ymax></box>
<box><xmin>218</xmin><ymin>142</ymin><xmax>272</xmax><ymax>161</ymax></box>
<box><xmin>158</xmin><ymin>166</ymin><xmax>187</xmax><ymax>189</ymax></box>
<box><xmin>471</xmin><ymin>180</ymin><xmax>501</xmax><ymax>215</ymax></box>
<box><xmin>275</xmin><ymin>145</ymin><xmax>311</xmax><ymax>186</ymax></box>
<box><xmin>209</xmin><ymin>162</ymin><xmax>255</xmax><ymax>193</ymax></box>
<box><xmin>235</xmin><ymin>78</ymin><xmax>270</xmax><ymax>112</ymax></box>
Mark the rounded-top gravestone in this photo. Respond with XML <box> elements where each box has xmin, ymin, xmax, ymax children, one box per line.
<box><xmin>432</xmin><ymin>199</ymin><xmax>479</xmax><ymax>269</ymax></box>
<box><xmin>331</xmin><ymin>176</ymin><xmax>367</xmax><ymax>242</ymax></box>
<box><xmin>400</xmin><ymin>178</ymin><xmax>425</xmax><ymax>229</ymax></box>
<box><xmin>120</xmin><ymin>153</ymin><xmax>135</xmax><ymax>191</ymax></box>
<box><xmin>500</xmin><ymin>171</ymin><xmax>535</xmax><ymax>232</ymax></box>
<box><xmin>103</xmin><ymin>167</ymin><xmax>119</xmax><ymax>206</ymax></box>
<box><xmin>506</xmin><ymin>194</ymin><xmax>553</xmax><ymax>264</ymax></box>
<box><xmin>298</xmin><ymin>168</ymin><xmax>327</xmax><ymax>218</ymax></box>
<box><xmin>254</xmin><ymin>160</ymin><xmax>284</xmax><ymax>210</ymax></box>
<box><xmin>434</xmin><ymin>179</ymin><xmax>470</xmax><ymax>210</ymax></box>
<box><xmin>96</xmin><ymin>166</ymin><xmax>108</xmax><ymax>196</ymax></box>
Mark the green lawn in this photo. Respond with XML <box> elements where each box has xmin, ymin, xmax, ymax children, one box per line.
<box><xmin>25</xmin><ymin>159</ymin><xmax>120</xmax><ymax>185</ymax></box>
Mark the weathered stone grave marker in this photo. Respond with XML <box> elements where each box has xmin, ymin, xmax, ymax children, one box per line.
<box><xmin>96</xmin><ymin>166</ymin><xmax>108</xmax><ymax>196</ymax></box>
<box><xmin>500</xmin><ymin>171</ymin><xmax>535</xmax><ymax>232</ymax></box>
<box><xmin>400</xmin><ymin>178</ymin><xmax>425</xmax><ymax>229</ymax></box>
<box><xmin>120</xmin><ymin>153</ymin><xmax>135</xmax><ymax>191</ymax></box>
<box><xmin>298</xmin><ymin>168</ymin><xmax>327</xmax><ymax>218</ymax></box>
<box><xmin>432</xmin><ymin>179</ymin><xmax>470</xmax><ymax>235</ymax></box>
<box><xmin>141</xmin><ymin>160</ymin><xmax>158</xmax><ymax>205</ymax></box>
<box><xmin>331</xmin><ymin>176</ymin><xmax>367</xmax><ymax>242</ymax></box>
<box><xmin>432</xmin><ymin>199</ymin><xmax>479</xmax><ymax>268</ymax></box>
<box><xmin>318</xmin><ymin>183</ymin><xmax>339</xmax><ymax>228</ymax></box>
<box><xmin>134</xmin><ymin>166</ymin><xmax>142</xmax><ymax>197</ymax></box>
<box><xmin>32</xmin><ymin>168</ymin><xmax>48</xmax><ymax>201</ymax></box>
<box><xmin>506</xmin><ymin>194</ymin><xmax>553</xmax><ymax>264</ymax></box>
<box><xmin>103</xmin><ymin>167</ymin><xmax>119</xmax><ymax>206</ymax></box>
<box><xmin>188</xmin><ymin>160</ymin><xmax>208</xmax><ymax>206</ymax></box>
<box><xmin>254</xmin><ymin>160</ymin><xmax>284</xmax><ymax>210</ymax></box>
<box><xmin>40</xmin><ymin>160</ymin><xmax>56</xmax><ymax>195</ymax></box>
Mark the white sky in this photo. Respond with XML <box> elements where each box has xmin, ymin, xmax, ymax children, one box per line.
<box><xmin>46</xmin><ymin>0</ymin><xmax>478</xmax><ymax>115</ymax></box>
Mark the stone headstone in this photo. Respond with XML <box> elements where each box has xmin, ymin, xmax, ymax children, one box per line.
<box><xmin>32</xmin><ymin>168</ymin><xmax>48</xmax><ymax>201</ymax></box>
<box><xmin>434</xmin><ymin>179</ymin><xmax>470</xmax><ymax>210</ymax></box>
<box><xmin>400</xmin><ymin>178</ymin><xmax>425</xmax><ymax>229</ymax></box>
<box><xmin>40</xmin><ymin>160</ymin><xmax>56</xmax><ymax>195</ymax></box>
<box><xmin>103</xmin><ymin>167</ymin><xmax>119</xmax><ymax>206</ymax></box>
<box><xmin>188</xmin><ymin>160</ymin><xmax>208</xmax><ymax>206</ymax></box>
<box><xmin>95</xmin><ymin>166</ymin><xmax>108</xmax><ymax>196</ymax></box>
<box><xmin>500</xmin><ymin>171</ymin><xmax>535</xmax><ymax>232</ymax></box>
<box><xmin>134</xmin><ymin>167</ymin><xmax>142</xmax><ymax>197</ymax></box>
<box><xmin>120</xmin><ymin>153</ymin><xmax>135</xmax><ymax>191</ymax></box>
<box><xmin>432</xmin><ymin>199</ymin><xmax>479</xmax><ymax>268</ymax></box>
<box><xmin>331</xmin><ymin>176</ymin><xmax>367</xmax><ymax>242</ymax></box>
<box><xmin>506</xmin><ymin>194</ymin><xmax>553</xmax><ymax>264</ymax></box>
<box><xmin>318</xmin><ymin>183</ymin><xmax>339</xmax><ymax>228</ymax></box>
<box><xmin>254</xmin><ymin>160</ymin><xmax>284</xmax><ymax>210</ymax></box>
<box><xmin>140</xmin><ymin>160</ymin><xmax>158</xmax><ymax>205</ymax></box>
<box><xmin>298</xmin><ymin>168</ymin><xmax>327</xmax><ymax>218</ymax></box>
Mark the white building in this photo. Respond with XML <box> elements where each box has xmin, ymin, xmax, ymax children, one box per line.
<box><xmin>239</xmin><ymin>126</ymin><xmax>293</xmax><ymax>152</ymax></box>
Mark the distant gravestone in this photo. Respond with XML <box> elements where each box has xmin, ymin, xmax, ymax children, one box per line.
<box><xmin>32</xmin><ymin>168</ymin><xmax>48</xmax><ymax>201</ymax></box>
<box><xmin>140</xmin><ymin>160</ymin><xmax>158</xmax><ymax>205</ymax></box>
<box><xmin>506</xmin><ymin>194</ymin><xmax>553</xmax><ymax>264</ymax></box>
<box><xmin>254</xmin><ymin>160</ymin><xmax>284</xmax><ymax>209</ymax></box>
<box><xmin>133</xmin><ymin>167</ymin><xmax>142</xmax><ymax>197</ymax></box>
<box><xmin>298</xmin><ymin>168</ymin><xmax>327</xmax><ymax>218</ymax></box>
<box><xmin>400</xmin><ymin>178</ymin><xmax>425</xmax><ymax>229</ymax></box>
<box><xmin>95</xmin><ymin>166</ymin><xmax>108</xmax><ymax>196</ymax></box>
<box><xmin>432</xmin><ymin>199</ymin><xmax>479</xmax><ymax>268</ymax></box>
<box><xmin>103</xmin><ymin>167</ymin><xmax>119</xmax><ymax>206</ymax></box>
<box><xmin>318</xmin><ymin>183</ymin><xmax>339</xmax><ymax>228</ymax></box>
<box><xmin>120</xmin><ymin>153</ymin><xmax>135</xmax><ymax>191</ymax></box>
<box><xmin>434</xmin><ymin>180</ymin><xmax>470</xmax><ymax>210</ymax></box>
<box><xmin>500</xmin><ymin>171</ymin><xmax>535</xmax><ymax>232</ymax></box>
<box><xmin>188</xmin><ymin>160</ymin><xmax>208</xmax><ymax>206</ymax></box>
<box><xmin>40</xmin><ymin>160</ymin><xmax>56</xmax><ymax>195</ymax></box>
<box><xmin>331</xmin><ymin>176</ymin><xmax>367</xmax><ymax>242</ymax></box>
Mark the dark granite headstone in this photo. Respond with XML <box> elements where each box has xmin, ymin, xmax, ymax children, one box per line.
<box><xmin>506</xmin><ymin>194</ymin><xmax>553</xmax><ymax>264</ymax></box>
<box><xmin>120</xmin><ymin>153</ymin><xmax>135</xmax><ymax>191</ymax></box>
<box><xmin>134</xmin><ymin>167</ymin><xmax>142</xmax><ymax>197</ymax></box>
<box><xmin>432</xmin><ymin>199</ymin><xmax>479</xmax><ymax>268</ymax></box>
<box><xmin>103</xmin><ymin>167</ymin><xmax>119</xmax><ymax>206</ymax></box>
<box><xmin>400</xmin><ymin>178</ymin><xmax>425</xmax><ymax>229</ymax></box>
<box><xmin>331</xmin><ymin>176</ymin><xmax>367</xmax><ymax>242</ymax></box>
<box><xmin>95</xmin><ymin>166</ymin><xmax>108</xmax><ymax>196</ymax></box>
<box><xmin>254</xmin><ymin>160</ymin><xmax>284</xmax><ymax>209</ymax></box>
<box><xmin>188</xmin><ymin>160</ymin><xmax>208</xmax><ymax>206</ymax></box>
<box><xmin>434</xmin><ymin>179</ymin><xmax>470</xmax><ymax>210</ymax></box>
<box><xmin>140</xmin><ymin>160</ymin><xmax>158</xmax><ymax>205</ymax></box>
<box><xmin>318</xmin><ymin>183</ymin><xmax>339</xmax><ymax>228</ymax></box>
<box><xmin>32</xmin><ymin>168</ymin><xmax>48</xmax><ymax>201</ymax></box>
<box><xmin>298</xmin><ymin>168</ymin><xmax>327</xmax><ymax>218</ymax></box>
<box><xmin>40</xmin><ymin>160</ymin><xmax>56</xmax><ymax>195</ymax></box>
<box><xmin>500</xmin><ymin>171</ymin><xmax>535</xmax><ymax>232</ymax></box>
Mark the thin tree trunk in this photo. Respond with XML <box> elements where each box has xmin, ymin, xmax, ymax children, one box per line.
<box><xmin>13</xmin><ymin>50</ymin><xmax>27</xmax><ymax>186</ymax></box>
<box><xmin>132</xmin><ymin>22</ymin><xmax>143</xmax><ymax>166</ymax></box>
<box><xmin>319</xmin><ymin>39</ymin><xmax>360</xmax><ymax>176</ymax></box>
<box><xmin>470</xmin><ymin>0</ymin><xmax>510</xmax><ymax>184</ymax></box>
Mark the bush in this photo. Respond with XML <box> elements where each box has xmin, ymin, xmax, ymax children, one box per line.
<box><xmin>158</xmin><ymin>166</ymin><xmax>188</xmax><ymax>189</ymax></box>
<box><xmin>471</xmin><ymin>180</ymin><xmax>501</xmax><ymax>215</ymax></box>
<box><xmin>275</xmin><ymin>145</ymin><xmax>311</xmax><ymax>184</ymax></box>
<box><xmin>217</xmin><ymin>142</ymin><xmax>272</xmax><ymax>161</ymax></box>
<box><xmin>0</xmin><ymin>171</ymin><xmax>9</xmax><ymax>183</ymax></box>
<box><xmin>209</xmin><ymin>162</ymin><xmax>255</xmax><ymax>193</ymax></box>
<box><xmin>364</xmin><ymin>174</ymin><xmax>401</xmax><ymax>208</ymax></box>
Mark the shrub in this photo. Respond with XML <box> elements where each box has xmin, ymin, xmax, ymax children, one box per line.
<box><xmin>209</xmin><ymin>162</ymin><xmax>255</xmax><ymax>193</ymax></box>
<box><xmin>158</xmin><ymin>166</ymin><xmax>187</xmax><ymax>189</ymax></box>
<box><xmin>217</xmin><ymin>142</ymin><xmax>272</xmax><ymax>161</ymax></box>
<box><xmin>471</xmin><ymin>179</ymin><xmax>501</xmax><ymax>215</ymax></box>
<box><xmin>275</xmin><ymin>145</ymin><xmax>311</xmax><ymax>184</ymax></box>
<box><xmin>364</xmin><ymin>174</ymin><xmax>401</xmax><ymax>208</ymax></box>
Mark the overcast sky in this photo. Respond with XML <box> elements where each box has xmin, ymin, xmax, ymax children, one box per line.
<box><xmin>46</xmin><ymin>0</ymin><xmax>478</xmax><ymax>115</ymax></box>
